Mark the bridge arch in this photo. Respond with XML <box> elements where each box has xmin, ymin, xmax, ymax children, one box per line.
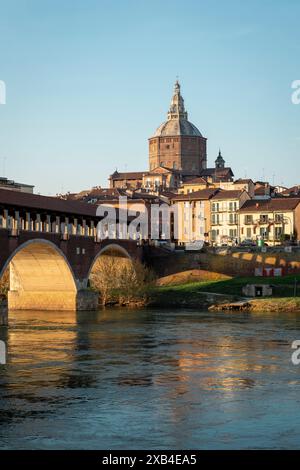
<box><xmin>3</xmin><ymin>239</ymin><xmax>78</xmax><ymax>311</ymax></box>
<box><xmin>87</xmin><ymin>243</ymin><xmax>132</xmax><ymax>281</ymax></box>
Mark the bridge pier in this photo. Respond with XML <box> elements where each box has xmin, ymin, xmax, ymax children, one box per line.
<box><xmin>8</xmin><ymin>289</ymin><xmax>99</xmax><ymax>311</ymax></box>
<box><xmin>0</xmin><ymin>301</ymin><xmax>8</xmax><ymax>325</ymax></box>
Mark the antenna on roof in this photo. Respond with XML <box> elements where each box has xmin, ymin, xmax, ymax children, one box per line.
<box><xmin>2</xmin><ymin>156</ymin><xmax>6</xmax><ymax>177</ymax></box>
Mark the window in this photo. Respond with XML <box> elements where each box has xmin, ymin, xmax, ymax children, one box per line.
<box><xmin>275</xmin><ymin>227</ymin><xmax>283</xmax><ymax>239</ymax></box>
<box><xmin>229</xmin><ymin>213</ymin><xmax>237</xmax><ymax>224</ymax></box>
<box><xmin>229</xmin><ymin>202</ymin><xmax>237</xmax><ymax>212</ymax></box>
<box><xmin>260</xmin><ymin>214</ymin><xmax>268</xmax><ymax>224</ymax></box>
<box><xmin>211</xmin><ymin>229</ymin><xmax>219</xmax><ymax>241</ymax></box>
<box><xmin>275</xmin><ymin>213</ymin><xmax>284</xmax><ymax>223</ymax></box>
<box><xmin>229</xmin><ymin>229</ymin><xmax>237</xmax><ymax>238</ymax></box>
<box><xmin>246</xmin><ymin>227</ymin><xmax>252</xmax><ymax>238</ymax></box>
<box><xmin>212</xmin><ymin>202</ymin><xmax>219</xmax><ymax>212</ymax></box>
<box><xmin>211</xmin><ymin>214</ymin><xmax>219</xmax><ymax>225</ymax></box>
<box><xmin>244</xmin><ymin>215</ymin><xmax>253</xmax><ymax>224</ymax></box>
<box><xmin>260</xmin><ymin>227</ymin><xmax>268</xmax><ymax>239</ymax></box>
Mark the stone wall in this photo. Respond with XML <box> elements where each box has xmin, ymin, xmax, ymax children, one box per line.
<box><xmin>150</xmin><ymin>249</ymin><xmax>300</xmax><ymax>278</ymax></box>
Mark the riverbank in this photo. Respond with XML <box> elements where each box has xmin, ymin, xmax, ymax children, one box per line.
<box><xmin>150</xmin><ymin>273</ymin><xmax>300</xmax><ymax>312</ymax></box>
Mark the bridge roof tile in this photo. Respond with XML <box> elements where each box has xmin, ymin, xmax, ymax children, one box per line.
<box><xmin>0</xmin><ymin>188</ymin><xmax>100</xmax><ymax>217</ymax></box>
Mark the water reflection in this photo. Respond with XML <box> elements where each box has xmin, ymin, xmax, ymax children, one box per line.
<box><xmin>0</xmin><ymin>308</ymin><xmax>300</xmax><ymax>449</ymax></box>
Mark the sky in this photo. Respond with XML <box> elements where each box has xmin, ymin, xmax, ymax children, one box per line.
<box><xmin>0</xmin><ymin>0</ymin><xmax>299</xmax><ymax>195</ymax></box>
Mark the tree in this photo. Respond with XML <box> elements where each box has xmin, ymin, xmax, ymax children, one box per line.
<box><xmin>89</xmin><ymin>255</ymin><xmax>155</xmax><ymax>306</ymax></box>
<box><xmin>0</xmin><ymin>269</ymin><xmax>9</xmax><ymax>299</ymax></box>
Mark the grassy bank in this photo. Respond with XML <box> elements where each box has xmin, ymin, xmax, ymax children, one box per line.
<box><xmin>156</xmin><ymin>274</ymin><xmax>300</xmax><ymax>296</ymax></box>
<box><xmin>151</xmin><ymin>274</ymin><xmax>300</xmax><ymax>310</ymax></box>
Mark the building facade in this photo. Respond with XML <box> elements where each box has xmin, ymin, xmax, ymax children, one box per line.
<box><xmin>239</xmin><ymin>198</ymin><xmax>300</xmax><ymax>245</ymax></box>
<box><xmin>210</xmin><ymin>190</ymin><xmax>250</xmax><ymax>244</ymax></box>
<box><xmin>171</xmin><ymin>189</ymin><xmax>218</xmax><ymax>245</ymax></box>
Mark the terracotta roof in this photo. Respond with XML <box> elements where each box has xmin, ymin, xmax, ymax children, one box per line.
<box><xmin>147</xmin><ymin>166</ymin><xmax>175</xmax><ymax>175</ymax></box>
<box><xmin>201</xmin><ymin>167</ymin><xmax>234</xmax><ymax>178</ymax></box>
<box><xmin>160</xmin><ymin>190</ymin><xmax>178</xmax><ymax>198</ymax></box>
<box><xmin>0</xmin><ymin>188</ymin><xmax>99</xmax><ymax>217</ymax></box>
<box><xmin>64</xmin><ymin>187</ymin><xmax>127</xmax><ymax>201</ymax></box>
<box><xmin>109</xmin><ymin>171</ymin><xmax>146</xmax><ymax>180</ymax></box>
<box><xmin>281</xmin><ymin>186</ymin><xmax>300</xmax><ymax>195</ymax></box>
<box><xmin>182</xmin><ymin>176</ymin><xmax>207</xmax><ymax>185</ymax></box>
<box><xmin>239</xmin><ymin>198</ymin><xmax>300</xmax><ymax>212</ymax></box>
<box><xmin>171</xmin><ymin>189</ymin><xmax>219</xmax><ymax>201</ymax></box>
<box><xmin>254</xmin><ymin>187</ymin><xmax>270</xmax><ymax>195</ymax></box>
<box><xmin>234</xmin><ymin>178</ymin><xmax>253</xmax><ymax>184</ymax></box>
<box><xmin>211</xmin><ymin>190</ymin><xmax>245</xmax><ymax>200</ymax></box>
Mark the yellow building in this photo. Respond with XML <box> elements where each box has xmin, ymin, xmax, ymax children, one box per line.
<box><xmin>179</xmin><ymin>176</ymin><xmax>210</xmax><ymax>194</ymax></box>
<box><xmin>239</xmin><ymin>198</ymin><xmax>300</xmax><ymax>245</ymax></box>
<box><xmin>179</xmin><ymin>176</ymin><xmax>255</xmax><ymax>198</ymax></box>
<box><xmin>210</xmin><ymin>190</ymin><xmax>250</xmax><ymax>245</ymax></box>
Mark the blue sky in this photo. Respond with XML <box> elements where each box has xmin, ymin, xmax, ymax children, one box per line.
<box><xmin>0</xmin><ymin>0</ymin><xmax>299</xmax><ymax>194</ymax></box>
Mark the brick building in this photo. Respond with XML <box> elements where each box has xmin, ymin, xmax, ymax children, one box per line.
<box><xmin>149</xmin><ymin>80</ymin><xmax>207</xmax><ymax>174</ymax></box>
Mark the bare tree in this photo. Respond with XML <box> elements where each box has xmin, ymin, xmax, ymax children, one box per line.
<box><xmin>0</xmin><ymin>269</ymin><xmax>9</xmax><ymax>300</ymax></box>
<box><xmin>89</xmin><ymin>255</ymin><xmax>155</xmax><ymax>306</ymax></box>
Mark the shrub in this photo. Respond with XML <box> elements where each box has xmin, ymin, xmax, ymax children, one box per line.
<box><xmin>89</xmin><ymin>255</ymin><xmax>155</xmax><ymax>306</ymax></box>
<box><xmin>0</xmin><ymin>269</ymin><xmax>9</xmax><ymax>299</ymax></box>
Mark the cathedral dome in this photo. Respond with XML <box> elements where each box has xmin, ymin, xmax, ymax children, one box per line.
<box><xmin>152</xmin><ymin>80</ymin><xmax>202</xmax><ymax>138</ymax></box>
<box><xmin>154</xmin><ymin>118</ymin><xmax>202</xmax><ymax>137</ymax></box>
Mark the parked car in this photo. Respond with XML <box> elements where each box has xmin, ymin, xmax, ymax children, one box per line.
<box><xmin>239</xmin><ymin>239</ymin><xmax>256</xmax><ymax>247</ymax></box>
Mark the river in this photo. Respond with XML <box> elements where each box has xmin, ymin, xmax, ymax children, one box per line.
<box><xmin>0</xmin><ymin>308</ymin><xmax>300</xmax><ymax>449</ymax></box>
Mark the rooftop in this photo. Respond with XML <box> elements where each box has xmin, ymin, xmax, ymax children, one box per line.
<box><xmin>0</xmin><ymin>188</ymin><xmax>99</xmax><ymax>217</ymax></box>
<box><xmin>211</xmin><ymin>190</ymin><xmax>245</xmax><ymax>200</ymax></box>
<box><xmin>171</xmin><ymin>189</ymin><xmax>219</xmax><ymax>201</ymax></box>
<box><xmin>201</xmin><ymin>167</ymin><xmax>234</xmax><ymax>178</ymax></box>
<box><xmin>182</xmin><ymin>176</ymin><xmax>207</xmax><ymax>185</ymax></box>
<box><xmin>109</xmin><ymin>171</ymin><xmax>146</xmax><ymax>181</ymax></box>
<box><xmin>239</xmin><ymin>198</ymin><xmax>300</xmax><ymax>212</ymax></box>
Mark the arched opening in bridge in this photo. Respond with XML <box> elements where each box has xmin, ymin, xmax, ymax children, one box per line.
<box><xmin>1</xmin><ymin>240</ymin><xmax>78</xmax><ymax>311</ymax></box>
<box><xmin>88</xmin><ymin>244</ymin><xmax>136</xmax><ymax>306</ymax></box>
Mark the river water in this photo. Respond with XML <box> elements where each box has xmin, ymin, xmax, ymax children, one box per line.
<box><xmin>0</xmin><ymin>308</ymin><xmax>300</xmax><ymax>449</ymax></box>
